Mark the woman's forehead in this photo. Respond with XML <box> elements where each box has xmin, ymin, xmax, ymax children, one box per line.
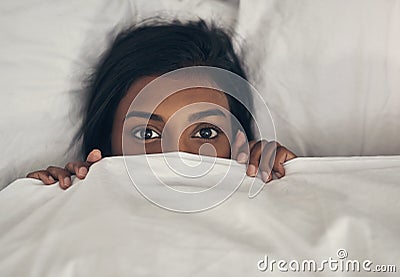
<box><xmin>121</xmin><ymin>75</ymin><xmax>229</xmax><ymax>116</ymax></box>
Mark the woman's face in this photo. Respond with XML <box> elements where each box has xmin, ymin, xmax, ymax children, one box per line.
<box><xmin>111</xmin><ymin>76</ymin><xmax>233</xmax><ymax>158</ymax></box>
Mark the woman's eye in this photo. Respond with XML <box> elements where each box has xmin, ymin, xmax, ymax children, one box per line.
<box><xmin>193</xmin><ymin>127</ymin><xmax>219</xmax><ymax>139</ymax></box>
<box><xmin>132</xmin><ymin>128</ymin><xmax>161</xmax><ymax>140</ymax></box>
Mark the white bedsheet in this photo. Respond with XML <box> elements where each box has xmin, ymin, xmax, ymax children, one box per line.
<box><xmin>0</xmin><ymin>153</ymin><xmax>399</xmax><ymax>276</ymax></box>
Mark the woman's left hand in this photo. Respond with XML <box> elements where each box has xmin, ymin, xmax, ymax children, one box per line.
<box><xmin>231</xmin><ymin>131</ymin><xmax>296</xmax><ymax>183</ymax></box>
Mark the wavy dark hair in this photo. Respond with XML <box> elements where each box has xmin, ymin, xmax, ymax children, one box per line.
<box><xmin>77</xmin><ymin>18</ymin><xmax>255</xmax><ymax>158</ymax></box>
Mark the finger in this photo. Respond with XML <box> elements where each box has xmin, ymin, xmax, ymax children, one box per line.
<box><xmin>38</xmin><ymin>171</ymin><xmax>56</xmax><ymax>185</ymax></box>
<box><xmin>64</xmin><ymin>149</ymin><xmax>103</xmax><ymax>180</ymax></box>
<box><xmin>259</xmin><ymin>141</ymin><xmax>281</xmax><ymax>182</ymax></box>
<box><xmin>26</xmin><ymin>170</ymin><xmax>55</xmax><ymax>185</ymax></box>
<box><xmin>65</xmin><ymin>161</ymin><xmax>90</xmax><ymax>179</ymax></box>
<box><xmin>86</xmin><ymin>149</ymin><xmax>102</xmax><ymax>163</ymax></box>
<box><xmin>26</xmin><ymin>171</ymin><xmax>42</xmax><ymax>179</ymax></box>
<box><xmin>46</xmin><ymin>166</ymin><xmax>72</xmax><ymax>190</ymax></box>
<box><xmin>247</xmin><ymin>140</ymin><xmax>268</xmax><ymax>177</ymax></box>
<box><xmin>273</xmin><ymin>146</ymin><xmax>296</xmax><ymax>178</ymax></box>
<box><xmin>236</xmin><ymin>140</ymin><xmax>257</xmax><ymax>164</ymax></box>
<box><xmin>231</xmin><ymin>130</ymin><xmax>246</xmax><ymax>159</ymax></box>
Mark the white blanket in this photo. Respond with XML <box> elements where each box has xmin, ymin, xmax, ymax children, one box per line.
<box><xmin>0</xmin><ymin>153</ymin><xmax>399</xmax><ymax>276</ymax></box>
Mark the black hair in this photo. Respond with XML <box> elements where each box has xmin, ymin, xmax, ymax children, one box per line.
<box><xmin>78</xmin><ymin>18</ymin><xmax>255</xmax><ymax>158</ymax></box>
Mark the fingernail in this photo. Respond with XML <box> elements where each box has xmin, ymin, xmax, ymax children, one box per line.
<box><xmin>235</xmin><ymin>130</ymin><xmax>240</xmax><ymax>139</ymax></box>
<box><xmin>276</xmin><ymin>172</ymin><xmax>283</xmax><ymax>178</ymax></box>
<box><xmin>236</xmin><ymin>130</ymin><xmax>246</xmax><ymax>145</ymax></box>
<box><xmin>247</xmin><ymin>164</ymin><xmax>257</xmax><ymax>177</ymax></box>
<box><xmin>90</xmin><ymin>149</ymin><xmax>101</xmax><ymax>159</ymax></box>
<box><xmin>237</xmin><ymin>152</ymin><xmax>248</xmax><ymax>163</ymax></box>
<box><xmin>48</xmin><ymin>176</ymin><xmax>55</xmax><ymax>182</ymax></box>
<box><xmin>64</xmin><ymin>177</ymin><xmax>71</xmax><ymax>187</ymax></box>
<box><xmin>78</xmin><ymin>167</ymin><xmax>87</xmax><ymax>176</ymax></box>
<box><xmin>262</xmin><ymin>171</ymin><xmax>271</xmax><ymax>183</ymax></box>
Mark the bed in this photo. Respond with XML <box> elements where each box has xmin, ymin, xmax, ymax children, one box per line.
<box><xmin>0</xmin><ymin>0</ymin><xmax>399</xmax><ymax>276</ymax></box>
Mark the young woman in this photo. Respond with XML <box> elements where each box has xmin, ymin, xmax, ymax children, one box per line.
<box><xmin>27</xmin><ymin>19</ymin><xmax>296</xmax><ymax>189</ymax></box>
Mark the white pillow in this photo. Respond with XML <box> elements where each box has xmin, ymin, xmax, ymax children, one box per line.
<box><xmin>4</xmin><ymin>0</ymin><xmax>398</xmax><ymax>189</ymax></box>
<box><xmin>0</xmin><ymin>0</ymin><xmax>239</xmax><ymax>189</ymax></box>
<box><xmin>235</xmin><ymin>0</ymin><xmax>400</xmax><ymax>156</ymax></box>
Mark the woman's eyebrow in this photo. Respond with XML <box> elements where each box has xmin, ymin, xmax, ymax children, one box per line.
<box><xmin>125</xmin><ymin>111</ymin><xmax>164</xmax><ymax>122</ymax></box>
<box><xmin>189</xmin><ymin>109</ymin><xmax>226</xmax><ymax>122</ymax></box>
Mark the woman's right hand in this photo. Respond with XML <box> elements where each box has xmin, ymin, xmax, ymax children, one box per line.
<box><xmin>26</xmin><ymin>149</ymin><xmax>102</xmax><ymax>190</ymax></box>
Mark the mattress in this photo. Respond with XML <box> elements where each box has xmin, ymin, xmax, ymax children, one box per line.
<box><xmin>0</xmin><ymin>153</ymin><xmax>399</xmax><ymax>276</ymax></box>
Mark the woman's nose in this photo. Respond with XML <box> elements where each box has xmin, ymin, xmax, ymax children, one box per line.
<box><xmin>160</xmin><ymin>133</ymin><xmax>197</xmax><ymax>154</ymax></box>
<box><xmin>160</xmin><ymin>132</ymin><xmax>180</xmax><ymax>153</ymax></box>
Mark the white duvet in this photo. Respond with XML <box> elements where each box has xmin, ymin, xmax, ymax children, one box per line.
<box><xmin>0</xmin><ymin>153</ymin><xmax>399</xmax><ymax>276</ymax></box>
